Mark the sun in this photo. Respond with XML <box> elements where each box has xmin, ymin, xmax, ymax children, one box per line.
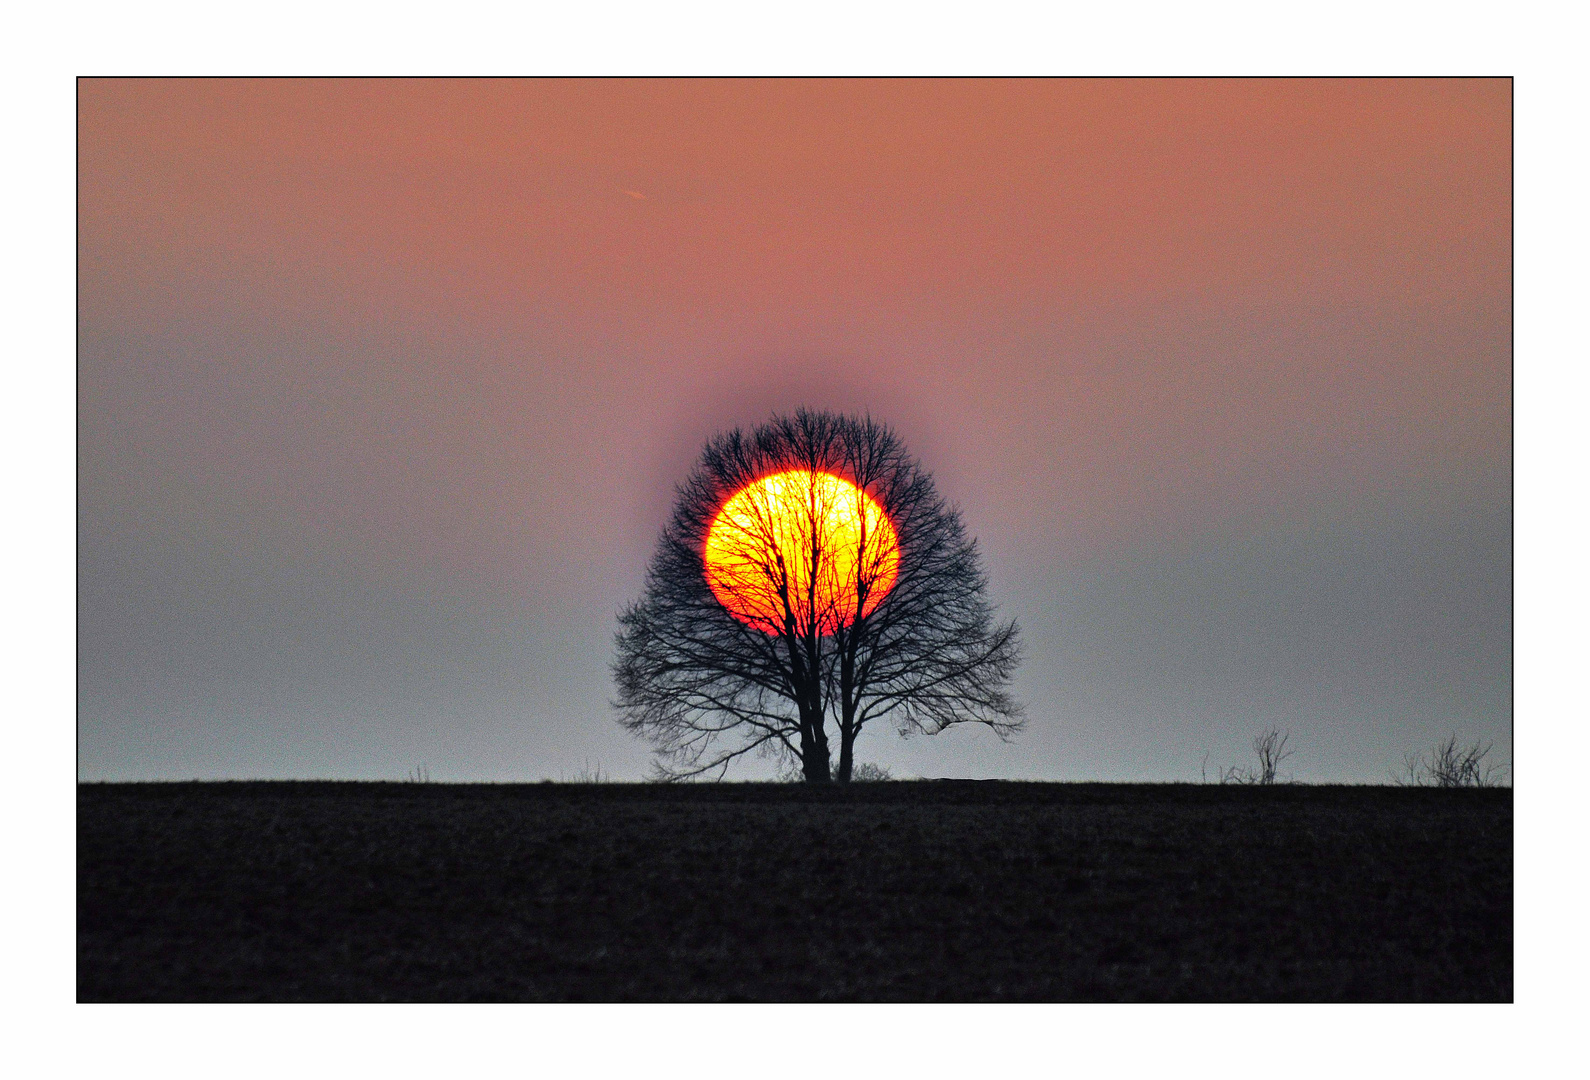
<box><xmin>704</xmin><ymin>470</ymin><xmax>900</xmax><ymax>636</ymax></box>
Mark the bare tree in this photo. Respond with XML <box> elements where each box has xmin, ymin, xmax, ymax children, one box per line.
<box><xmin>1216</xmin><ymin>728</ymin><xmax>1295</xmax><ymax>785</ymax></box>
<box><xmin>1396</xmin><ymin>735</ymin><xmax>1508</xmax><ymax>788</ymax></box>
<box><xmin>614</xmin><ymin>409</ymin><xmax>1023</xmax><ymax>783</ymax></box>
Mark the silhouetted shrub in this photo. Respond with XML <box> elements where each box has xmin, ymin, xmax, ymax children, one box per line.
<box><xmin>774</xmin><ymin>759</ymin><xmax>893</xmax><ymax>782</ymax></box>
<box><xmin>848</xmin><ymin>762</ymin><xmax>894</xmax><ymax>782</ymax></box>
<box><xmin>1397</xmin><ymin>736</ymin><xmax>1507</xmax><ymax>788</ymax></box>
<box><xmin>566</xmin><ymin>760</ymin><xmax>611</xmax><ymax>784</ymax></box>
<box><xmin>1213</xmin><ymin>729</ymin><xmax>1295</xmax><ymax>785</ymax></box>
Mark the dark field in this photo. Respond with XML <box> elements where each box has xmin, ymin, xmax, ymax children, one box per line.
<box><xmin>78</xmin><ymin>781</ymin><xmax>1511</xmax><ymax>1002</ymax></box>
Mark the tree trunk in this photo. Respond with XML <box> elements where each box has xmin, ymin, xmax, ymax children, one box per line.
<box><xmin>836</xmin><ymin>629</ymin><xmax>858</xmax><ymax>784</ymax></box>
<box><xmin>803</xmin><ymin>722</ymin><xmax>832</xmax><ymax>783</ymax></box>
<box><xmin>835</xmin><ymin>724</ymin><xmax>854</xmax><ymax>783</ymax></box>
<box><xmin>780</xmin><ymin>611</ymin><xmax>830</xmax><ymax>783</ymax></box>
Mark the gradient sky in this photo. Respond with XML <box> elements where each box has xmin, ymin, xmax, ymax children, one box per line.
<box><xmin>78</xmin><ymin>78</ymin><xmax>1511</xmax><ymax>782</ymax></box>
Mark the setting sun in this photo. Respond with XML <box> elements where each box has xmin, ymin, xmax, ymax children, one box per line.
<box><xmin>703</xmin><ymin>470</ymin><xmax>900</xmax><ymax>635</ymax></box>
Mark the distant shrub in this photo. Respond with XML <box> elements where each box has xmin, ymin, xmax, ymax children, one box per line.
<box><xmin>406</xmin><ymin>764</ymin><xmax>432</xmax><ymax>783</ymax></box>
<box><xmin>1396</xmin><ymin>736</ymin><xmax>1508</xmax><ymax>788</ymax></box>
<box><xmin>773</xmin><ymin>759</ymin><xmax>894</xmax><ymax>782</ymax></box>
<box><xmin>567</xmin><ymin>760</ymin><xmax>611</xmax><ymax>784</ymax></box>
<box><xmin>1209</xmin><ymin>729</ymin><xmax>1295</xmax><ymax>785</ymax></box>
<box><xmin>848</xmin><ymin>762</ymin><xmax>894</xmax><ymax>783</ymax></box>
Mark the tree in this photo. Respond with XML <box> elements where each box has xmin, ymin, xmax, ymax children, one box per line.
<box><xmin>614</xmin><ymin>409</ymin><xmax>1023</xmax><ymax>783</ymax></box>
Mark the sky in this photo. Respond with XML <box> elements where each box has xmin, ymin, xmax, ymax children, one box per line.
<box><xmin>77</xmin><ymin>78</ymin><xmax>1511</xmax><ymax>783</ymax></box>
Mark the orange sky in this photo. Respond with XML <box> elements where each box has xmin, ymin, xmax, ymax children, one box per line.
<box><xmin>81</xmin><ymin>79</ymin><xmax>1508</xmax><ymax>321</ymax></box>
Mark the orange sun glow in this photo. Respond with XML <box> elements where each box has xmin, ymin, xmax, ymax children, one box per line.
<box><xmin>704</xmin><ymin>470</ymin><xmax>900</xmax><ymax>635</ymax></box>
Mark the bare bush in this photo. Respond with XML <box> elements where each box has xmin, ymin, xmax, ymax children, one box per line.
<box><xmin>566</xmin><ymin>760</ymin><xmax>611</xmax><ymax>784</ymax></box>
<box><xmin>405</xmin><ymin>764</ymin><xmax>431</xmax><ymax>783</ymax></box>
<box><xmin>1396</xmin><ymin>736</ymin><xmax>1507</xmax><ymax>788</ymax></box>
<box><xmin>773</xmin><ymin>759</ymin><xmax>893</xmax><ymax>783</ymax></box>
<box><xmin>1253</xmin><ymin>729</ymin><xmax>1294</xmax><ymax>784</ymax></box>
<box><xmin>1213</xmin><ymin>729</ymin><xmax>1295</xmax><ymax>785</ymax></box>
<box><xmin>848</xmin><ymin>762</ymin><xmax>894</xmax><ymax>782</ymax></box>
